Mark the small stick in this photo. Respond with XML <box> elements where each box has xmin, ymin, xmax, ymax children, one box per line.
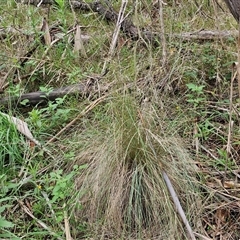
<box><xmin>37</xmin><ymin>0</ymin><xmax>44</xmax><ymax>7</ymax></box>
<box><xmin>162</xmin><ymin>171</ymin><xmax>196</xmax><ymax>240</ymax></box>
<box><xmin>102</xmin><ymin>0</ymin><xmax>128</xmax><ymax>73</ymax></box>
<box><xmin>18</xmin><ymin>199</ymin><xmax>63</xmax><ymax>240</ymax></box>
<box><xmin>46</xmin><ymin>95</ymin><xmax>107</xmax><ymax>144</ymax></box>
<box><xmin>193</xmin><ymin>232</ymin><xmax>212</xmax><ymax>240</ymax></box>
<box><xmin>226</xmin><ymin>68</ymin><xmax>237</xmax><ymax>155</ymax></box>
<box><xmin>158</xmin><ymin>0</ymin><xmax>167</xmax><ymax>65</ymax></box>
<box><xmin>63</xmin><ymin>203</ymin><xmax>73</xmax><ymax>240</ymax></box>
<box><xmin>237</xmin><ymin>21</ymin><xmax>240</xmax><ymax>98</ymax></box>
<box><xmin>109</xmin><ymin>0</ymin><xmax>128</xmax><ymax>57</ymax></box>
<box><xmin>193</xmin><ymin>121</ymin><xmax>199</xmax><ymax>157</ymax></box>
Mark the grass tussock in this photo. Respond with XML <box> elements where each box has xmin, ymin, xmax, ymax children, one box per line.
<box><xmin>72</xmin><ymin>94</ymin><xmax>200</xmax><ymax>239</ymax></box>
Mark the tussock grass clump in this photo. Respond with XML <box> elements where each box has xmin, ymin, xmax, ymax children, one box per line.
<box><xmin>73</xmin><ymin>94</ymin><xmax>200</xmax><ymax>239</ymax></box>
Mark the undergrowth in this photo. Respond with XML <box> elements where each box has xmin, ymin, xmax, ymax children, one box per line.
<box><xmin>0</xmin><ymin>0</ymin><xmax>240</xmax><ymax>239</ymax></box>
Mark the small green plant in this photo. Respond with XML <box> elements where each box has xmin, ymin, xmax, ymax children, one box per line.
<box><xmin>36</xmin><ymin>164</ymin><xmax>87</xmax><ymax>223</ymax></box>
<box><xmin>55</xmin><ymin>0</ymin><xmax>65</xmax><ymax>10</ymax></box>
<box><xmin>39</xmin><ymin>86</ymin><xmax>54</xmax><ymax>96</ymax></box>
<box><xmin>186</xmin><ymin>83</ymin><xmax>205</xmax><ymax>107</ymax></box>
<box><xmin>27</xmin><ymin>96</ymin><xmax>71</xmax><ymax>133</ymax></box>
<box><xmin>215</xmin><ymin>149</ymin><xmax>235</xmax><ymax>170</ymax></box>
<box><xmin>54</xmin><ymin>0</ymin><xmax>67</xmax><ymax>25</ymax></box>
<box><xmin>47</xmin><ymin>169</ymin><xmax>75</xmax><ymax>204</ymax></box>
<box><xmin>0</xmin><ymin>203</ymin><xmax>14</xmax><ymax>229</ymax></box>
<box><xmin>6</xmin><ymin>83</ymin><xmax>22</xmax><ymax>98</ymax></box>
<box><xmin>0</xmin><ymin>188</ymin><xmax>20</xmax><ymax>239</ymax></box>
<box><xmin>196</xmin><ymin>119</ymin><xmax>214</xmax><ymax>141</ymax></box>
<box><xmin>42</xmin><ymin>96</ymin><xmax>66</xmax><ymax>113</ymax></box>
<box><xmin>28</xmin><ymin>108</ymin><xmax>43</xmax><ymax>130</ymax></box>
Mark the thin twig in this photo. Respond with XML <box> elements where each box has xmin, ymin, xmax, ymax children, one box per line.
<box><xmin>37</xmin><ymin>0</ymin><xmax>44</xmax><ymax>7</ymax></box>
<box><xmin>162</xmin><ymin>171</ymin><xmax>196</xmax><ymax>240</ymax></box>
<box><xmin>46</xmin><ymin>95</ymin><xmax>107</xmax><ymax>144</ymax></box>
<box><xmin>109</xmin><ymin>0</ymin><xmax>128</xmax><ymax>56</ymax></box>
<box><xmin>193</xmin><ymin>121</ymin><xmax>199</xmax><ymax>157</ymax></box>
<box><xmin>158</xmin><ymin>0</ymin><xmax>167</xmax><ymax>65</ymax></box>
<box><xmin>237</xmin><ymin>21</ymin><xmax>240</xmax><ymax>98</ymax></box>
<box><xmin>63</xmin><ymin>203</ymin><xmax>73</xmax><ymax>240</ymax></box>
<box><xmin>41</xmin><ymin>191</ymin><xmax>65</xmax><ymax>231</ymax></box>
<box><xmin>226</xmin><ymin>69</ymin><xmax>237</xmax><ymax>155</ymax></box>
<box><xmin>17</xmin><ymin>199</ymin><xmax>63</xmax><ymax>240</ymax></box>
<box><xmin>193</xmin><ymin>232</ymin><xmax>213</xmax><ymax>240</ymax></box>
<box><xmin>102</xmin><ymin>0</ymin><xmax>128</xmax><ymax>73</ymax></box>
<box><xmin>200</xmin><ymin>145</ymin><xmax>218</xmax><ymax>161</ymax></box>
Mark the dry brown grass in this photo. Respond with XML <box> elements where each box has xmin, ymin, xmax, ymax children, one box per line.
<box><xmin>69</xmin><ymin>94</ymin><xmax>202</xmax><ymax>239</ymax></box>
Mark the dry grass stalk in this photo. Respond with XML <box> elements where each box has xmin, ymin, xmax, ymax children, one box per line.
<box><xmin>18</xmin><ymin>199</ymin><xmax>63</xmax><ymax>240</ymax></box>
<box><xmin>63</xmin><ymin>203</ymin><xmax>73</xmax><ymax>240</ymax></box>
<box><xmin>194</xmin><ymin>121</ymin><xmax>199</xmax><ymax>157</ymax></box>
<box><xmin>237</xmin><ymin>21</ymin><xmax>240</xmax><ymax>98</ymax></box>
<box><xmin>109</xmin><ymin>0</ymin><xmax>128</xmax><ymax>57</ymax></box>
<box><xmin>226</xmin><ymin>67</ymin><xmax>237</xmax><ymax>156</ymax></box>
<box><xmin>46</xmin><ymin>95</ymin><xmax>107</xmax><ymax>144</ymax></box>
<box><xmin>158</xmin><ymin>0</ymin><xmax>167</xmax><ymax>65</ymax></box>
<box><xmin>102</xmin><ymin>0</ymin><xmax>128</xmax><ymax>73</ymax></box>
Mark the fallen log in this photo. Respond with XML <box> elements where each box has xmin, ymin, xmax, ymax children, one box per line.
<box><xmin>0</xmin><ymin>82</ymin><xmax>104</xmax><ymax>107</ymax></box>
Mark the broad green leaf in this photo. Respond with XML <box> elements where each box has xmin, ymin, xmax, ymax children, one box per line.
<box><xmin>0</xmin><ymin>218</ymin><xmax>14</xmax><ymax>228</ymax></box>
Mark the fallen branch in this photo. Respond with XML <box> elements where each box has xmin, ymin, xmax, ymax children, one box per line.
<box><xmin>174</xmin><ymin>30</ymin><xmax>238</xmax><ymax>40</ymax></box>
<box><xmin>70</xmin><ymin>1</ymin><xmax>239</xmax><ymax>43</ymax></box>
<box><xmin>1</xmin><ymin>25</ymin><xmax>238</xmax><ymax>42</ymax></box>
<box><xmin>0</xmin><ymin>81</ymin><xmax>106</xmax><ymax>107</ymax></box>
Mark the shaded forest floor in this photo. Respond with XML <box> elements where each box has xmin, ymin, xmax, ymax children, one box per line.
<box><xmin>1</xmin><ymin>0</ymin><xmax>240</xmax><ymax>239</ymax></box>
